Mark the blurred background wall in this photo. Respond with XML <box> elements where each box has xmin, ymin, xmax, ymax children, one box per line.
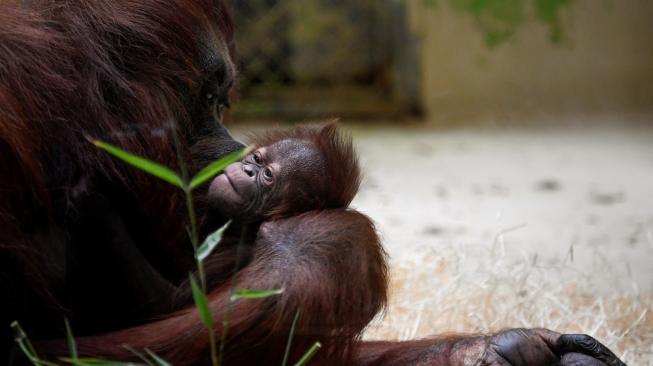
<box><xmin>231</xmin><ymin>0</ymin><xmax>653</xmax><ymax>124</ymax></box>
<box><xmin>410</xmin><ymin>0</ymin><xmax>653</xmax><ymax>123</ymax></box>
<box><xmin>232</xmin><ymin>0</ymin><xmax>418</xmax><ymax>119</ymax></box>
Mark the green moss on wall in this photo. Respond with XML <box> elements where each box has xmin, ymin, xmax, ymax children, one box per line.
<box><xmin>423</xmin><ymin>0</ymin><xmax>575</xmax><ymax>46</ymax></box>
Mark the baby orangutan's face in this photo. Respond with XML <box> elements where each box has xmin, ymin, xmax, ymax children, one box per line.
<box><xmin>208</xmin><ymin>138</ymin><xmax>324</xmax><ymax>221</ymax></box>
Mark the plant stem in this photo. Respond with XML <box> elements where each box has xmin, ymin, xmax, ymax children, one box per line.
<box><xmin>282</xmin><ymin>310</ymin><xmax>301</xmax><ymax>366</ymax></box>
<box><xmin>171</xmin><ymin>119</ymin><xmax>215</xmax><ymax>365</ymax></box>
<box><xmin>294</xmin><ymin>342</ymin><xmax>322</xmax><ymax>366</ymax></box>
<box><xmin>184</xmin><ymin>188</ymin><xmax>206</xmax><ymax>290</ymax></box>
<box><xmin>207</xmin><ymin>322</ymin><xmax>219</xmax><ymax>366</ymax></box>
<box><xmin>185</xmin><ymin>186</ymin><xmax>216</xmax><ymax>366</ymax></box>
<box><xmin>218</xmin><ymin>226</ymin><xmax>247</xmax><ymax>366</ymax></box>
<box><xmin>11</xmin><ymin>321</ymin><xmax>59</xmax><ymax>366</ymax></box>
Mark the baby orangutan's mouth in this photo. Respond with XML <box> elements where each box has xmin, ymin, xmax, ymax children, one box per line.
<box><xmin>223</xmin><ymin>171</ymin><xmax>240</xmax><ymax>195</ymax></box>
<box><xmin>208</xmin><ymin>172</ymin><xmax>244</xmax><ymax>208</ymax></box>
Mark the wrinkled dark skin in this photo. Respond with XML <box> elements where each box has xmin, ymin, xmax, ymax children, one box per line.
<box><xmin>208</xmin><ymin>138</ymin><xmax>324</xmax><ymax>221</ymax></box>
<box><xmin>476</xmin><ymin>328</ymin><xmax>625</xmax><ymax>366</ymax></box>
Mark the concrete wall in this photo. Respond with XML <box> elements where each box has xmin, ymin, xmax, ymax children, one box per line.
<box><xmin>408</xmin><ymin>0</ymin><xmax>653</xmax><ymax>124</ymax></box>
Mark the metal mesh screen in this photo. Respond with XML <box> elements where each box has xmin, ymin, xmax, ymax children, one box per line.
<box><xmin>231</xmin><ymin>0</ymin><xmax>419</xmax><ymax>119</ymax></box>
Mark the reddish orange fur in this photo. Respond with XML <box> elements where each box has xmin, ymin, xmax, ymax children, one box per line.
<box><xmin>41</xmin><ymin>210</ymin><xmax>389</xmax><ymax>366</ymax></box>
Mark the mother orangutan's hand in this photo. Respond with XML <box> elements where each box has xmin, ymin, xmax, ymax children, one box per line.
<box><xmin>476</xmin><ymin>328</ymin><xmax>626</xmax><ymax>366</ymax></box>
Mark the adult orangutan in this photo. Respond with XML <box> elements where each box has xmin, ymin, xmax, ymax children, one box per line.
<box><xmin>0</xmin><ymin>0</ymin><xmax>625</xmax><ymax>365</ymax></box>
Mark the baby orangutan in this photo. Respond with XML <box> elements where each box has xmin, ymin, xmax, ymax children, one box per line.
<box><xmin>206</xmin><ymin>121</ymin><xmax>360</xmax><ymax>222</ymax></box>
<box><xmin>188</xmin><ymin>121</ymin><xmax>362</xmax><ymax>290</ymax></box>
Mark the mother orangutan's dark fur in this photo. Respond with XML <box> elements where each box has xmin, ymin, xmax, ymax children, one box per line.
<box><xmin>0</xmin><ymin>0</ymin><xmax>241</xmax><ymax>353</ymax></box>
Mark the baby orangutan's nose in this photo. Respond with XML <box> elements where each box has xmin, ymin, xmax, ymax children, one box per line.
<box><xmin>243</xmin><ymin>163</ymin><xmax>257</xmax><ymax>178</ymax></box>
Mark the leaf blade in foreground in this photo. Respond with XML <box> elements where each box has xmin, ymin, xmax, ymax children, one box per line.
<box><xmin>145</xmin><ymin>348</ymin><xmax>173</xmax><ymax>366</ymax></box>
<box><xmin>60</xmin><ymin>357</ymin><xmax>132</xmax><ymax>366</ymax></box>
<box><xmin>64</xmin><ymin>318</ymin><xmax>78</xmax><ymax>360</ymax></box>
<box><xmin>294</xmin><ymin>342</ymin><xmax>322</xmax><ymax>366</ymax></box>
<box><xmin>196</xmin><ymin>220</ymin><xmax>231</xmax><ymax>262</ymax></box>
<box><xmin>122</xmin><ymin>345</ymin><xmax>154</xmax><ymax>366</ymax></box>
<box><xmin>230</xmin><ymin>288</ymin><xmax>284</xmax><ymax>302</ymax></box>
<box><xmin>189</xmin><ymin>147</ymin><xmax>251</xmax><ymax>190</ymax></box>
<box><xmin>190</xmin><ymin>274</ymin><xmax>213</xmax><ymax>329</ymax></box>
<box><xmin>93</xmin><ymin>140</ymin><xmax>183</xmax><ymax>188</ymax></box>
<box><xmin>10</xmin><ymin>320</ymin><xmax>53</xmax><ymax>365</ymax></box>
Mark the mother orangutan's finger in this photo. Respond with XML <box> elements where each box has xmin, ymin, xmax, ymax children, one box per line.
<box><xmin>561</xmin><ymin>353</ymin><xmax>608</xmax><ymax>366</ymax></box>
<box><xmin>556</xmin><ymin>334</ymin><xmax>626</xmax><ymax>366</ymax></box>
<box><xmin>490</xmin><ymin>329</ymin><xmax>558</xmax><ymax>366</ymax></box>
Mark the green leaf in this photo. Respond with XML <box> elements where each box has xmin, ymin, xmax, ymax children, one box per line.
<box><xmin>196</xmin><ymin>220</ymin><xmax>231</xmax><ymax>261</ymax></box>
<box><xmin>10</xmin><ymin>321</ymin><xmax>33</xmax><ymax>357</ymax></box>
<box><xmin>64</xmin><ymin>318</ymin><xmax>78</xmax><ymax>360</ymax></box>
<box><xmin>11</xmin><ymin>320</ymin><xmax>46</xmax><ymax>365</ymax></box>
<box><xmin>294</xmin><ymin>342</ymin><xmax>322</xmax><ymax>366</ymax></box>
<box><xmin>92</xmin><ymin>140</ymin><xmax>183</xmax><ymax>188</ymax></box>
<box><xmin>122</xmin><ymin>345</ymin><xmax>153</xmax><ymax>366</ymax></box>
<box><xmin>60</xmin><ymin>358</ymin><xmax>133</xmax><ymax>366</ymax></box>
<box><xmin>230</xmin><ymin>288</ymin><xmax>284</xmax><ymax>302</ymax></box>
<box><xmin>189</xmin><ymin>147</ymin><xmax>251</xmax><ymax>190</ymax></box>
<box><xmin>144</xmin><ymin>349</ymin><xmax>172</xmax><ymax>366</ymax></box>
<box><xmin>190</xmin><ymin>274</ymin><xmax>213</xmax><ymax>329</ymax></box>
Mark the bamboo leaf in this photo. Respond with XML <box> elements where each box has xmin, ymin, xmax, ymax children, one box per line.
<box><xmin>11</xmin><ymin>320</ymin><xmax>51</xmax><ymax>365</ymax></box>
<box><xmin>144</xmin><ymin>349</ymin><xmax>172</xmax><ymax>366</ymax></box>
<box><xmin>196</xmin><ymin>220</ymin><xmax>231</xmax><ymax>261</ymax></box>
<box><xmin>294</xmin><ymin>342</ymin><xmax>322</xmax><ymax>366</ymax></box>
<box><xmin>230</xmin><ymin>288</ymin><xmax>284</xmax><ymax>302</ymax></box>
<box><xmin>61</xmin><ymin>358</ymin><xmax>134</xmax><ymax>366</ymax></box>
<box><xmin>93</xmin><ymin>140</ymin><xmax>183</xmax><ymax>188</ymax></box>
<box><xmin>190</xmin><ymin>274</ymin><xmax>213</xmax><ymax>329</ymax></box>
<box><xmin>189</xmin><ymin>147</ymin><xmax>251</xmax><ymax>190</ymax></box>
<box><xmin>64</xmin><ymin>318</ymin><xmax>78</xmax><ymax>360</ymax></box>
<box><xmin>10</xmin><ymin>321</ymin><xmax>34</xmax><ymax>359</ymax></box>
<box><xmin>122</xmin><ymin>345</ymin><xmax>153</xmax><ymax>366</ymax></box>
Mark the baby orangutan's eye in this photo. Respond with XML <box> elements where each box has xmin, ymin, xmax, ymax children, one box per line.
<box><xmin>253</xmin><ymin>152</ymin><xmax>262</xmax><ymax>165</ymax></box>
<box><xmin>263</xmin><ymin>167</ymin><xmax>273</xmax><ymax>182</ymax></box>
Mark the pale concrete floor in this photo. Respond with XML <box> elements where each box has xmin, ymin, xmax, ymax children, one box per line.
<box><xmin>346</xmin><ymin>118</ymin><xmax>653</xmax><ymax>293</ymax></box>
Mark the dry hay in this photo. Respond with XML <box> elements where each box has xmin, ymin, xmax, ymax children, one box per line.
<box><xmin>363</xmin><ymin>241</ymin><xmax>652</xmax><ymax>365</ymax></box>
